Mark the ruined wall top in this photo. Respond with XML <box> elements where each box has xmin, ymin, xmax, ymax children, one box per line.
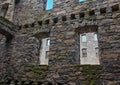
<box><xmin>13</xmin><ymin>0</ymin><xmax>119</xmax><ymax>25</ymax></box>
<box><xmin>13</xmin><ymin>0</ymin><xmax>47</xmax><ymax>25</ymax></box>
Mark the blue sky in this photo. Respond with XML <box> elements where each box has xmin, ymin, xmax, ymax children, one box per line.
<box><xmin>46</xmin><ymin>0</ymin><xmax>53</xmax><ymax>10</ymax></box>
<box><xmin>79</xmin><ymin>0</ymin><xmax>86</xmax><ymax>2</ymax></box>
<box><xmin>46</xmin><ymin>0</ymin><xmax>86</xmax><ymax>10</ymax></box>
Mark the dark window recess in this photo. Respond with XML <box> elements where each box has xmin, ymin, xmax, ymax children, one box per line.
<box><xmin>38</xmin><ymin>21</ymin><xmax>42</xmax><ymax>26</ymax></box>
<box><xmin>70</xmin><ymin>14</ymin><xmax>76</xmax><ymax>20</ymax></box>
<box><xmin>45</xmin><ymin>19</ymin><xmax>50</xmax><ymax>24</ymax></box>
<box><xmin>18</xmin><ymin>26</ymin><xmax>22</xmax><ymax>30</ymax></box>
<box><xmin>100</xmin><ymin>8</ymin><xmax>106</xmax><ymax>14</ymax></box>
<box><xmin>57</xmin><ymin>83</ymin><xmax>63</xmax><ymax>85</ymax></box>
<box><xmin>24</xmin><ymin>24</ymin><xmax>28</xmax><ymax>28</ymax></box>
<box><xmin>82</xmin><ymin>48</ymin><xmax>87</xmax><ymax>57</ymax></box>
<box><xmin>31</xmin><ymin>23</ymin><xmax>35</xmax><ymax>27</ymax></box>
<box><xmin>15</xmin><ymin>0</ymin><xmax>20</xmax><ymax>4</ymax></box>
<box><xmin>62</xmin><ymin>16</ymin><xmax>67</xmax><ymax>21</ymax></box>
<box><xmin>6</xmin><ymin>35</ymin><xmax>13</xmax><ymax>43</ymax></box>
<box><xmin>21</xmin><ymin>81</ymin><xmax>25</xmax><ymax>85</ymax></box>
<box><xmin>47</xmin><ymin>82</ymin><xmax>53</xmax><ymax>85</ymax></box>
<box><xmin>89</xmin><ymin>10</ymin><xmax>95</xmax><ymax>16</ymax></box>
<box><xmin>37</xmin><ymin>81</ymin><xmax>43</xmax><ymax>85</ymax></box>
<box><xmin>14</xmin><ymin>80</ymin><xmax>18</xmax><ymax>84</ymax></box>
<box><xmin>79</xmin><ymin>12</ymin><xmax>85</xmax><ymax>18</ymax></box>
<box><xmin>29</xmin><ymin>81</ymin><xmax>34</xmax><ymax>84</ymax></box>
<box><xmin>112</xmin><ymin>4</ymin><xmax>119</xmax><ymax>12</ymax></box>
<box><xmin>53</xmin><ymin>17</ymin><xmax>58</xmax><ymax>23</ymax></box>
<box><xmin>6</xmin><ymin>80</ymin><xmax>11</xmax><ymax>84</ymax></box>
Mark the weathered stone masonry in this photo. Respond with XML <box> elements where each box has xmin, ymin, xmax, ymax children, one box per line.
<box><xmin>0</xmin><ymin>0</ymin><xmax>120</xmax><ymax>85</ymax></box>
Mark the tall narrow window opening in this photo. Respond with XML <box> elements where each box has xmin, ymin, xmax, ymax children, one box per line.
<box><xmin>40</xmin><ymin>38</ymin><xmax>50</xmax><ymax>65</ymax></box>
<box><xmin>81</xmin><ymin>34</ymin><xmax>87</xmax><ymax>42</ymax></box>
<box><xmin>46</xmin><ymin>39</ymin><xmax>50</xmax><ymax>46</ymax></box>
<box><xmin>45</xmin><ymin>51</ymin><xmax>49</xmax><ymax>58</ymax></box>
<box><xmin>79</xmin><ymin>0</ymin><xmax>86</xmax><ymax>2</ymax></box>
<box><xmin>82</xmin><ymin>48</ymin><xmax>87</xmax><ymax>57</ymax></box>
<box><xmin>46</xmin><ymin>0</ymin><xmax>53</xmax><ymax>10</ymax></box>
<box><xmin>94</xmin><ymin>33</ymin><xmax>98</xmax><ymax>41</ymax></box>
<box><xmin>95</xmin><ymin>47</ymin><xmax>99</xmax><ymax>57</ymax></box>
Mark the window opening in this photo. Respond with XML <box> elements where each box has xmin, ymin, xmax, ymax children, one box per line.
<box><xmin>79</xmin><ymin>0</ymin><xmax>86</xmax><ymax>2</ymax></box>
<box><xmin>62</xmin><ymin>16</ymin><xmax>67</xmax><ymax>21</ymax></box>
<box><xmin>100</xmin><ymin>8</ymin><xmax>106</xmax><ymax>14</ymax></box>
<box><xmin>112</xmin><ymin>4</ymin><xmax>119</xmax><ymax>12</ymax></box>
<box><xmin>46</xmin><ymin>39</ymin><xmax>50</xmax><ymax>46</ymax></box>
<box><xmin>53</xmin><ymin>17</ymin><xmax>58</xmax><ymax>23</ymax></box>
<box><xmin>70</xmin><ymin>14</ymin><xmax>76</xmax><ymax>20</ymax></box>
<box><xmin>46</xmin><ymin>0</ymin><xmax>53</xmax><ymax>10</ymax></box>
<box><xmin>45</xmin><ymin>19</ymin><xmax>50</xmax><ymax>24</ymax></box>
<box><xmin>81</xmin><ymin>34</ymin><xmax>87</xmax><ymax>42</ymax></box>
<box><xmin>31</xmin><ymin>23</ymin><xmax>35</xmax><ymax>27</ymax></box>
<box><xmin>80</xmin><ymin>32</ymin><xmax>100</xmax><ymax>65</ymax></box>
<box><xmin>94</xmin><ymin>33</ymin><xmax>98</xmax><ymax>41</ymax></box>
<box><xmin>89</xmin><ymin>10</ymin><xmax>95</xmax><ymax>16</ymax></box>
<box><xmin>82</xmin><ymin>48</ymin><xmax>87</xmax><ymax>57</ymax></box>
<box><xmin>79</xmin><ymin>12</ymin><xmax>85</xmax><ymax>18</ymax></box>
<box><xmin>95</xmin><ymin>47</ymin><xmax>99</xmax><ymax>57</ymax></box>
<box><xmin>40</xmin><ymin>38</ymin><xmax>50</xmax><ymax>65</ymax></box>
<box><xmin>38</xmin><ymin>21</ymin><xmax>42</xmax><ymax>26</ymax></box>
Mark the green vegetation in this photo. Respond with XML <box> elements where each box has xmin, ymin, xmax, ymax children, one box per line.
<box><xmin>25</xmin><ymin>65</ymin><xmax>49</xmax><ymax>79</ymax></box>
<box><xmin>57</xmin><ymin>56</ymin><xmax>65</xmax><ymax>60</ymax></box>
<box><xmin>81</xmin><ymin>65</ymin><xmax>102</xmax><ymax>85</ymax></box>
<box><xmin>29</xmin><ymin>65</ymin><xmax>49</xmax><ymax>73</ymax></box>
<box><xmin>71</xmin><ymin>65</ymin><xmax>102</xmax><ymax>85</ymax></box>
<box><xmin>25</xmin><ymin>64</ymin><xmax>102</xmax><ymax>84</ymax></box>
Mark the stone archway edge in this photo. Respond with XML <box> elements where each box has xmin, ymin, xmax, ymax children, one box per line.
<box><xmin>0</xmin><ymin>16</ymin><xmax>16</xmax><ymax>37</ymax></box>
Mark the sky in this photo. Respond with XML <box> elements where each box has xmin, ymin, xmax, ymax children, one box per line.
<box><xmin>46</xmin><ymin>0</ymin><xmax>86</xmax><ymax>10</ymax></box>
<box><xmin>79</xmin><ymin>0</ymin><xmax>86</xmax><ymax>2</ymax></box>
<box><xmin>46</xmin><ymin>0</ymin><xmax>53</xmax><ymax>10</ymax></box>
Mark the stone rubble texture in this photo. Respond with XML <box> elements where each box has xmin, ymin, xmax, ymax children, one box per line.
<box><xmin>0</xmin><ymin>0</ymin><xmax>120</xmax><ymax>85</ymax></box>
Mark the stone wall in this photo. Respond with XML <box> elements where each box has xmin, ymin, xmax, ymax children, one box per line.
<box><xmin>0</xmin><ymin>0</ymin><xmax>119</xmax><ymax>85</ymax></box>
<box><xmin>0</xmin><ymin>0</ymin><xmax>15</xmax><ymax>21</ymax></box>
<box><xmin>13</xmin><ymin>0</ymin><xmax>47</xmax><ymax>25</ymax></box>
<box><xmin>0</xmin><ymin>34</ymin><xmax>7</xmax><ymax>80</ymax></box>
<box><xmin>5</xmin><ymin>0</ymin><xmax>15</xmax><ymax>21</ymax></box>
<box><xmin>0</xmin><ymin>16</ymin><xmax>16</xmax><ymax>81</ymax></box>
<box><xmin>0</xmin><ymin>65</ymin><xmax>102</xmax><ymax>85</ymax></box>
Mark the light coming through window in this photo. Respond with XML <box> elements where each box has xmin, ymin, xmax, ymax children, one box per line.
<box><xmin>46</xmin><ymin>0</ymin><xmax>53</xmax><ymax>10</ymax></box>
<box><xmin>81</xmin><ymin>34</ymin><xmax>87</xmax><ymax>42</ymax></box>
<box><xmin>79</xmin><ymin>0</ymin><xmax>86</xmax><ymax>2</ymax></box>
<box><xmin>94</xmin><ymin>33</ymin><xmax>98</xmax><ymax>41</ymax></box>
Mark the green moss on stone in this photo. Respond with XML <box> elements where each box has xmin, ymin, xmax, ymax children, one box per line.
<box><xmin>70</xmin><ymin>64</ymin><xmax>81</xmax><ymax>70</ymax></box>
<box><xmin>69</xmin><ymin>65</ymin><xmax>102</xmax><ymax>85</ymax></box>
<box><xmin>81</xmin><ymin>65</ymin><xmax>102</xmax><ymax>85</ymax></box>
<box><xmin>29</xmin><ymin>65</ymin><xmax>48</xmax><ymax>73</ymax></box>
<box><xmin>25</xmin><ymin>65</ymin><xmax>49</xmax><ymax>79</ymax></box>
<box><xmin>57</xmin><ymin>56</ymin><xmax>65</xmax><ymax>60</ymax></box>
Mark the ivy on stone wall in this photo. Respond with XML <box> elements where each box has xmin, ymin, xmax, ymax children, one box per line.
<box><xmin>25</xmin><ymin>65</ymin><xmax>49</xmax><ymax>80</ymax></box>
<box><xmin>81</xmin><ymin>65</ymin><xmax>102</xmax><ymax>85</ymax></box>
